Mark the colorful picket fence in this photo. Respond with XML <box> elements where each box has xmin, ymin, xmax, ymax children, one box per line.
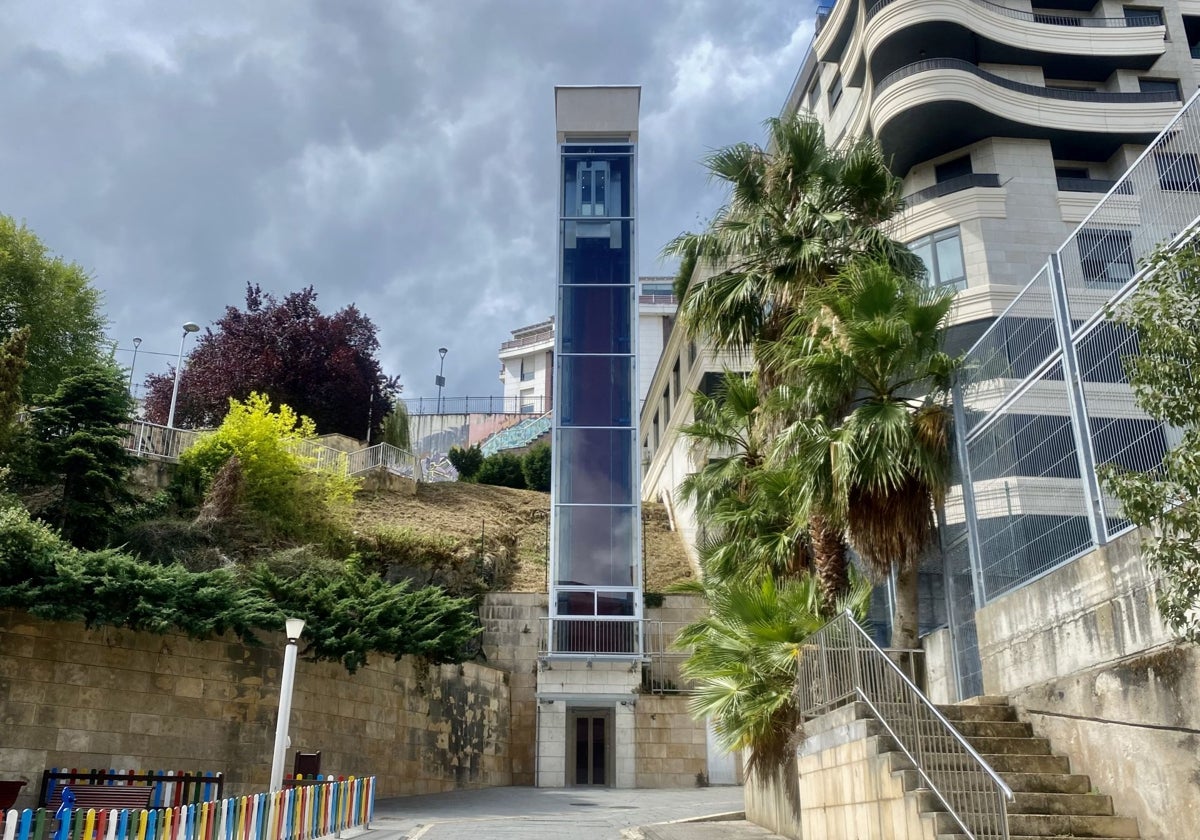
<box><xmin>40</xmin><ymin>770</ymin><xmax>224</xmax><ymax>809</ymax></box>
<box><xmin>1</xmin><ymin>777</ymin><xmax>374</xmax><ymax>840</ymax></box>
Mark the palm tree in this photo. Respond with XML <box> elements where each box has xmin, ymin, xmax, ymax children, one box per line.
<box><xmin>773</xmin><ymin>259</ymin><xmax>958</xmax><ymax>650</ymax></box>
<box><xmin>675</xmin><ymin>572</ymin><xmax>871</xmax><ymax>785</ymax></box>
<box><xmin>663</xmin><ymin>114</ymin><xmax>920</xmax><ymax>372</ymax></box>
<box><xmin>663</xmin><ymin>114</ymin><xmax>921</xmax><ymax>603</ymax></box>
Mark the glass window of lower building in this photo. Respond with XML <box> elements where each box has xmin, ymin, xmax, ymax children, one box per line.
<box><xmin>909</xmin><ymin>226</ymin><xmax>967</xmax><ymax>291</ymax></box>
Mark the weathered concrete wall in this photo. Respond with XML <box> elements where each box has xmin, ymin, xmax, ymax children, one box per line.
<box><xmin>921</xmin><ymin>627</ymin><xmax>957</xmax><ymax>705</ymax></box>
<box><xmin>744</xmin><ymin>764</ymin><xmax>801</xmax><ymax>840</ymax></box>
<box><xmin>0</xmin><ymin>609</ymin><xmax>510</xmax><ymax>810</ymax></box>
<box><xmin>976</xmin><ymin>527</ymin><xmax>1200</xmax><ymax>840</ymax></box>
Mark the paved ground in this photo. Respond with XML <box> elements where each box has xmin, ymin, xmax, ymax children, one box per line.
<box><xmin>364</xmin><ymin>786</ymin><xmax>749</xmax><ymax>840</ymax></box>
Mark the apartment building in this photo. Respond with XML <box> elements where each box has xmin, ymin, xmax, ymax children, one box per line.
<box><xmin>499</xmin><ymin>318</ymin><xmax>554</xmax><ymax>414</ymax></box>
<box><xmin>642</xmin><ymin>0</ymin><xmax>1197</xmax><ymax>615</ymax></box>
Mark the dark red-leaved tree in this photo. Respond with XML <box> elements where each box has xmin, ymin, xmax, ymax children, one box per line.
<box><xmin>143</xmin><ymin>285</ymin><xmax>398</xmax><ymax>438</ymax></box>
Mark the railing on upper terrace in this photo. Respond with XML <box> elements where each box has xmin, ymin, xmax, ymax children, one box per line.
<box><xmin>904</xmin><ymin>173</ymin><xmax>1001</xmax><ymax>207</ymax></box>
<box><xmin>123</xmin><ymin>419</ymin><xmax>415</xmax><ymax>478</ymax></box>
<box><xmin>798</xmin><ymin>612</ymin><xmax>1012</xmax><ymax>840</ymax></box>
<box><xmin>867</xmin><ymin>0</ymin><xmax>1162</xmax><ymax>27</ymax></box>
<box><xmin>876</xmin><ymin>58</ymin><xmax>1181</xmax><ymax>103</ymax></box>
<box><xmin>403</xmin><ymin>395</ymin><xmax>549</xmax><ymax>415</ymax></box>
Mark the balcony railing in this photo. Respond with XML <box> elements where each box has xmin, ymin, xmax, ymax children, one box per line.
<box><xmin>403</xmin><ymin>395</ymin><xmax>549</xmax><ymax>415</ymax></box>
<box><xmin>539</xmin><ymin>617</ymin><xmax>642</xmax><ymax>656</ymax></box>
<box><xmin>500</xmin><ymin>330</ymin><xmax>554</xmax><ymax>352</ymax></box>
<box><xmin>1056</xmin><ymin>176</ymin><xmax>1134</xmax><ymax>194</ymax></box>
<box><xmin>868</xmin><ymin>0</ymin><xmax>1161</xmax><ymax>27</ymax></box>
<box><xmin>904</xmin><ymin>173</ymin><xmax>1001</xmax><ymax>207</ymax></box>
<box><xmin>876</xmin><ymin>58</ymin><xmax>1180</xmax><ymax>103</ymax></box>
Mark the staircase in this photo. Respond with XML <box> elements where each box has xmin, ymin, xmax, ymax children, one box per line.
<box><xmin>882</xmin><ymin>696</ymin><xmax>1139</xmax><ymax>839</ymax></box>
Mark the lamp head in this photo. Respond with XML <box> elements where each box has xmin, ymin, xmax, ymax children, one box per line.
<box><xmin>182</xmin><ymin>322</ymin><xmax>200</xmax><ymax>334</ymax></box>
<box><xmin>285</xmin><ymin>617</ymin><xmax>305</xmax><ymax>642</ymax></box>
<box><xmin>438</xmin><ymin>347</ymin><xmax>448</xmax><ymax>359</ymax></box>
<box><xmin>132</xmin><ymin>337</ymin><xmax>142</xmax><ymax>348</ymax></box>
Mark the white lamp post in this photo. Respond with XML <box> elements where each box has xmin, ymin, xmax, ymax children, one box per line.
<box><xmin>269</xmin><ymin>617</ymin><xmax>305</xmax><ymax>791</ymax></box>
<box><xmin>127</xmin><ymin>337</ymin><xmax>142</xmax><ymax>397</ymax></box>
<box><xmin>436</xmin><ymin>347</ymin><xmax>448</xmax><ymax>414</ymax></box>
<box><xmin>166</xmin><ymin>322</ymin><xmax>200</xmax><ymax>428</ymax></box>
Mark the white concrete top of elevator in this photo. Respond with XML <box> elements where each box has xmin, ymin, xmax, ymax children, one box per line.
<box><xmin>555</xmin><ymin>85</ymin><xmax>641</xmax><ymax>142</ymax></box>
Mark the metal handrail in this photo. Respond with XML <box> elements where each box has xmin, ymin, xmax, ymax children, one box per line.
<box><xmin>876</xmin><ymin>58</ymin><xmax>1179</xmax><ymax>104</ymax></box>
<box><xmin>797</xmin><ymin>611</ymin><xmax>1012</xmax><ymax>840</ymax></box>
<box><xmin>867</xmin><ymin>0</ymin><xmax>1162</xmax><ymax>28</ymax></box>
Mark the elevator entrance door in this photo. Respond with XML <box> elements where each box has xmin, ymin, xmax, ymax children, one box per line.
<box><xmin>568</xmin><ymin>708</ymin><xmax>613</xmax><ymax>786</ymax></box>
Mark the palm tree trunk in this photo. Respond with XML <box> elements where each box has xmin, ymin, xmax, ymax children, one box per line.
<box><xmin>892</xmin><ymin>561</ymin><xmax>920</xmax><ymax>651</ymax></box>
<box><xmin>808</xmin><ymin>512</ymin><xmax>848</xmax><ymax>614</ymax></box>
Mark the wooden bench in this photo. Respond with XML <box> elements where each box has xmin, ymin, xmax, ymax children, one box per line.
<box><xmin>49</xmin><ymin>786</ymin><xmax>153</xmax><ymax>812</ymax></box>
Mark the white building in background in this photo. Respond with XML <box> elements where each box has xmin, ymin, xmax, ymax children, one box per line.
<box><xmin>497</xmin><ymin>277</ymin><xmax>680</xmax><ymax>417</ymax></box>
<box><xmin>498</xmin><ymin>318</ymin><xmax>554</xmax><ymax>414</ymax></box>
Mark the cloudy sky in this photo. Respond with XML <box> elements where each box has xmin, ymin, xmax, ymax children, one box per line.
<box><xmin>1</xmin><ymin>1</ymin><xmax>815</xmax><ymax>401</ymax></box>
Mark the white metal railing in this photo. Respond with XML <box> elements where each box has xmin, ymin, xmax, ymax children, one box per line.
<box><xmin>124</xmin><ymin>419</ymin><xmax>414</xmax><ymax>478</ymax></box>
<box><xmin>641</xmin><ymin>619</ymin><xmax>693</xmax><ymax>694</ymax></box>
<box><xmin>538</xmin><ymin>617</ymin><xmax>642</xmax><ymax>657</ymax></box>
<box><xmin>797</xmin><ymin>612</ymin><xmax>1012</xmax><ymax>840</ymax></box>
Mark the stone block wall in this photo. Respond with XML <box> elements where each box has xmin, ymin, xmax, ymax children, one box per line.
<box><xmin>632</xmin><ymin>695</ymin><xmax>705</xmax><ymax>788</ymax></box>
<box><xmin>795</xmin><ymin>706</ymin><xmax>932</xmax><ymax>840</ymax></box>
<box><xmin>0</xmin><ymin>609</ymin><xmax>510</xmax><ymax>809</ymax></box>
<box><xmin>478</xmin><ymin>593</ymin><xmax>544</xmax><ymax>785</ymax></box>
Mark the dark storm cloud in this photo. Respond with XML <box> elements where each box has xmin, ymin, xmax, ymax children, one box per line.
<box><xmin>0</xmin><ymin>0</ymin><xmax>814</xmax><ymax>401</ymax></box>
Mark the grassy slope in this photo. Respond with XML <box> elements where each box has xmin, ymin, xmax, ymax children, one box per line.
<box><xmin>352</xmin><ymin>482</ymin><xmax>695</xmax><ymax>593</ymax></box>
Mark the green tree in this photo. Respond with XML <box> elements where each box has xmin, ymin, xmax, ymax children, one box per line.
<box><xmin>662</xmin><ymin>114</ymin><xmax>919</xmax><ymax>602</ymax></box>
<box><xmin>0</xmin><ymin>327</ymin><xmax>30</xmax><ymax>453</ymax></box>
<box><xmin>448</xmin><ymin>444</ymin><xmax>484</xmax><ymax>481</ymax></box>
<box><xmin>24</xmin><ymin>362</ymin><xmax>135</xmax><ymax>548</ymax></box>
<box><xmin>379</xmin><ymin>404</ymin><xmax>411</xmax><ymax>450</ymax></box>
<box><xmin>1102</xmin><ymin>243</ymin><xmax>1200</xmax><ymax>640</ymax></box>
<box><xmin>676</xmin><ymin>572</ymin><xmax>870</xmax><ymax>783</ymax></box>
<box><xmin>180</xmin><ymin>392</ymin><xmax>357</xmax><ymax>541</ymax></box>
<box><xmin>678</xmin><ymin>373</ymin><xmax>813</xmax><ymax>585</ymax></box>
<box><xmin>521</xmin><ymin>443</ymin><xmax>551</xmax><ymax>492</ymax></box>
<box><xmin>475</xmin><ymin>451</ymin><xmax>526</xmax><ymax>489</ymax></box>
<box><xmin>0</xmin><ymin>216</ymin><xmax>107</xmax><ymax>399</ymax></box>
<box><xmin>774</xmin><ymin>260</ymin><xmax>957</xmax><ymax>649</ymax></box>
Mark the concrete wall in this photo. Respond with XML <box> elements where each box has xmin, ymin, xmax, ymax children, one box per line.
<box><xmin>0</xmin><ymin>609</ymin><xmax>511</xmax><ymax>809</ymax></box>
<box><xmin>976</xmin><ymin>527</ymin><xmax>1200</xmax><ymax>840</ymax></box>
<box><xmin>478</xmin><ymin>593</ymin><xmax>544</xmax><ymax>785</ymax></box>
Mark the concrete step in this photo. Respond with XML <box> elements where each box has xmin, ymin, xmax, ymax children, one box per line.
<box><xmin>967</xmin><ymin>735</ymin><xmax>1053</xmax><ymax>755</ymax></box>
<box><xmin>1000</xmin><ymin>771</ymin><xmax>1093</xmax><ymax>795</ymax></box>
<box><xmin>935</xmin><ymin>703</ymin><xmax>1019</xmax><ymax>722</ymax></box>
<box><xmin>979</xmin><ymin>753</ymin><xmax>1072</xmax><ymax>775</ymax></box>
<box><xmin>1010</xmin><ymin>791</ymin><xmax>1114</xmax><ymax>816</ymax></box>
<box><xmin>950</xmin><ymin>719</ymin><xmax>1034</xmax><ymax>739</ymax></box>
<box><xmin>958</xmin><ymin>694</ymin><xmax>1010</xmax><ymax>706</ymax></box>
<box><xmin>934</xmin><ymin>811</ymin><xmax>1139</xmax><ymax>837</ymax></box>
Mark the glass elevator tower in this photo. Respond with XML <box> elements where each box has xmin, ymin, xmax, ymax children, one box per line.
<box><xmin>549</xmin><ymin>87</ymin><xmax>642</xmax><ymax>656</ymax></box>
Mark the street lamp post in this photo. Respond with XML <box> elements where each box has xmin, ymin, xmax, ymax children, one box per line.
<box><xmin>127</xmin><ymin>337</ymin><xmax>142</xmax><ymax>397</ymax></box>
<box><xmin>436</xmin><ymin>347</ymin><xmax>448</xmax><ymax>414</ymax></box>
<box><xmin>269</xmin><ymin>617</ymin><xmax>305</xmax><ymax>792</ymax></box>
<box><xmin>166</xmin><ymin>322</ymin><xmax>200</xmax><ymax>429</ymax></box>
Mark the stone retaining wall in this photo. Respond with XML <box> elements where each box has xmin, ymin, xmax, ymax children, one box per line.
<box><xmin>0</xmin><ymin>609</ymin><xmax>510</xmax><ymax>809</ymax></box>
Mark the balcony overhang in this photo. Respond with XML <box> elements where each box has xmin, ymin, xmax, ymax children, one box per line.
<box><xmin>872</xmin><ymin>65</ymin><xmax>1176</xmax><ymax>176</ymax></box>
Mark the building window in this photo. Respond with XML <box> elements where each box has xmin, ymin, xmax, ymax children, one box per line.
<box><xmin>1139</xmin><ymin>78</ymin><xmax>1181</xmax><ymax>99</ymax></box>
<box><xmin>828</xmin><ymin>74</ymin><xmax>843</xmax><ymax>109</ymax></box>
<box><xmin>908</xmin><ymin>227</ymin><xmax>967</xmax><ymax>291</ymax></box>
<box><xmin>1124</xmin><ymin>5</ymin><xmax>1164</xmax><ymax>26</ymax></box>
<box><xmin>935</xmin><ymin>155</ymin><xmax>972</xmax><ymax>183</ymax></box>
<box><xmin>1154</xmin><ymin>151</ymin><xmax>1200</xmax><ymax>192</ymax></box>
<box><xmin>807</xmin><ymin>79</ymin><xmax>820</xmax><ymax>111</ymax></box>
<box><xmin>641</xmin><ymin>281</ymin><xmax>673</xmax><ymax>296</ymax></box>
<box><xmin>520</xmin><ymin>358</ymin><xmax>535</xmax><ymax>382</ymax></box>
<box><xmin>1184</xmin><ymin>15</ymin><xmax>1200</xmax><ymax>58</ymax></box>
<box><xmin>1076</xmin><ymin>228</ymin><xmax>1135</xmax><ymax>284</ymax></box>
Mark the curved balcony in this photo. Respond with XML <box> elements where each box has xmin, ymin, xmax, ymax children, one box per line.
<box><xmin>814</xmin><ymin>0</ymin><xmax>858</xmax><ymax>63</ymax></box>
<box><xmin>873</xmin><ymin>59</ymin><xmax>1180</xmax><ymax>175</ymax></box>
<box><xmin>864</xmin><ymin>0</ymin><xmax>1165</xmax><ymax>82</ymax></box>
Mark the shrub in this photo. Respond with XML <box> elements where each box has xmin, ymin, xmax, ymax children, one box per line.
<box><xmin>447</xmin><ymin>444</ymin><xmax>483</xmax><ymax>481</ymax></box>
<box><xmin>476</xmin><ymin>452</ymin><xmax>526</xmax><ymax>489</ymax></box>
<box><xmin>180</xmin><ymin>392</ymin><xmax>357</xmax><ymax>541</ymax></box>
<box><xmin>521</xmin><ymin>444</ymin><xmax>551</xmax><ymax>492</ymax></box>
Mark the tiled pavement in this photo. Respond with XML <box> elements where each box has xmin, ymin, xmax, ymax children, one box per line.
<box><xmin>364</xmin><ymin>786</ymin><xmax>749</xmax><ymax>840</ymax></box>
